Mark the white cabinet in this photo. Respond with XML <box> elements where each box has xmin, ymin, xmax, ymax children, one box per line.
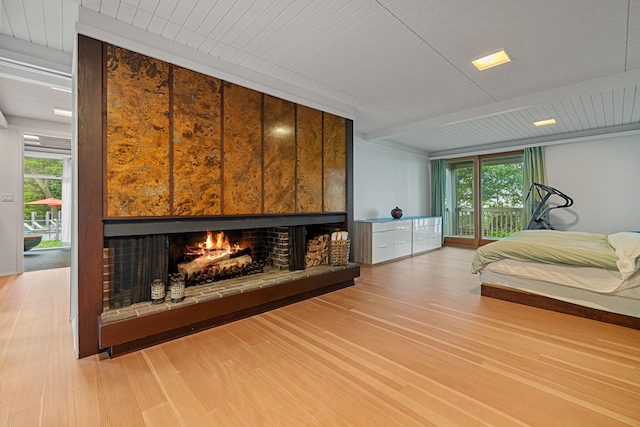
<box><xmin>428</xmin><ymin>217</ymin><xmax>443</xmax><ymax>250</ymax></box>
<box><xmin>354</xmin><ymin>217</ymin><xmax>441</xmax><ymax>265</ymax></box>
<box><xmin>354</xmin><ymin>220</ymin><xmax>412</xmax><ymax>265</ymax></box>
<box><xmin>392</xmin><ymin>221</ymin><xmax>413</xmax><ymax>259</ymax></box>
<box><xmin>370</xmin><ymin>222</ymin><xmax>395</xmax><ymax>264</ymax></box>
<box><xmin>412</xmin><ymin>217</ymin><xmax>442</xmax><ymax>255</ymax></box>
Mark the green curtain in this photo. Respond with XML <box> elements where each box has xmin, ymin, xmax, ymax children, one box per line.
<box><xmin>523</xmin><ymin>146</ymin><xmax>546</xmax><ymax>225</ymax></box>
<box><xmin>431</xmin><ymin>159</ymin><xmax>446</xmax><ymax>241</ymax></box>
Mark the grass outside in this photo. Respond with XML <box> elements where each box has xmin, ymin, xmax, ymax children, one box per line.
<box><xmin>35</xmin><ymin>240</ymin><xmax>61</xmax><ymax>249</ymax></box>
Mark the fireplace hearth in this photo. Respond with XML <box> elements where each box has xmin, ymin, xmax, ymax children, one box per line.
<box><xmin>102</xmin><ymin>221</ymin><xmax>343</xmax><ymax>311</ymax></box>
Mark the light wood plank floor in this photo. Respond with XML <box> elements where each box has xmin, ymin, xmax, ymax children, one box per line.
<box><xmin>1</xmin><ymin>247</ymin><xmax>639</xmax><ymax>426</ymax></box>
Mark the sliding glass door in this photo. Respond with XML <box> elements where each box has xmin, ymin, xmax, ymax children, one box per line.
<box><xmin>444</xmin><ymin>159</ymin><xmax>475</xmax><ymax>240</ymax></box>
<box><xmin>480</xmin><ymin>154</ymin><xmax>524</xmax><ymax>241</ymax></box>
<box><xmin>444</xmin><ymin>152</ymin><xmax>523</xmax><ymax>247</ymax></box>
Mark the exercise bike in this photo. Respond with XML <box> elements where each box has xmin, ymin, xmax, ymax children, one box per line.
<box><xmin>524</xmin><ymin>182</ymin><xmax>573</xmax><ymax>230</ymax></box>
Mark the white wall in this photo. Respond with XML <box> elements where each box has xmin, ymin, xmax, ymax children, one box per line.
<box><xmin>354</xmin><ymin>135</ymin><xmax>430</xmax><ymax>220</ymax></box>
<box><xmin>0</xmin><ymin>129</ymin><xmax>23</xmax><ymax>276</ymax></box>
<box><xmin>546</xmin><ymin>134</ymin><xmax>640</xmax><ymax>234</ymax></box>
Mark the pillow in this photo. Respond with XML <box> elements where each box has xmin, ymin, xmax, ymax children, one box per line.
<box><xmin>607</xmin><ymin>232</ymin><xmax>640</xmax><ymax>280</ymax></box>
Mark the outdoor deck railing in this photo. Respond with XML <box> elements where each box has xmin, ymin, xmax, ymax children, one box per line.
<box><xmin>448</xmin><ymin>207</ymin><xmax>524</xmax><ymax>238</ymax></box>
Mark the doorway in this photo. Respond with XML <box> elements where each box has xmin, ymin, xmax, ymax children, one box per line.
<box><xmin>23</xmin><ymin>140</ymin><xmax>72</xmax><ymax>272</ymax></box>
<box><xmin>444</xmin><ymin>151</ymin><xmax>524</xmax><ymax>248</ymax></box>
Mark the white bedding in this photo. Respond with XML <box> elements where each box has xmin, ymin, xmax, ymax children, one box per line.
<box><xmin>482</xmin><ymin>259</ymin><xmax>640</xmax><ymax>294</ymax></box>
<box><xmin>475</xmin><ymin>231</ymin><xmax>640</xmax><ymax>319</ymax></box>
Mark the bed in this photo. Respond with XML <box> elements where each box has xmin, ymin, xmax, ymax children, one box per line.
<box><xmin>472</xmin><ymin>230</ymin><xmax>640</xmax><ymax>329</ymax></box>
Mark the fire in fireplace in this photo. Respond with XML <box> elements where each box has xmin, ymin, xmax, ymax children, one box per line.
<box><xmin>176</xmin><ymin>231</ymin><xmax>264</xmax><ymax>284</ymax></box>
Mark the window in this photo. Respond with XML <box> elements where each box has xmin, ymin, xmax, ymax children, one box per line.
<box><xmin>444</xmin><ymin>151</ymin><xmax>524</xmax><ymax>248</ymax></box>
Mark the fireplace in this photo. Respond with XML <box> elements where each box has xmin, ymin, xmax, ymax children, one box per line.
<box><xmin>102</xmin><ymin>220</ymin><xmax>343</xmax><ymax>311</ymax></box>
<box><xmin>97</xmin><ymin>216</ymin><xmax>359</xmax><ymax>356</ymax></box>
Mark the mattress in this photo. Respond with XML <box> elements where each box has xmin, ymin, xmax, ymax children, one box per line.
<box><xmin>480</xmin><ymin>261</ymin><xmax>640</xmax><ymax>318</ymax></box>
<box><xmin>482</xmin><ymin>259</ymin><xmax>640</xmax><ymax>294</ymax></box>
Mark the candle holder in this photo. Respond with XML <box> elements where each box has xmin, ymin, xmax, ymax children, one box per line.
<box><xmin>150</xmin><ymin>279</ymin><xmax>165</xmax><ymax>304</ymax></box>
<box><xmin>170</xmin><ymin>275</ymin><xmax>185</xmax><ymax>303</ymax></box>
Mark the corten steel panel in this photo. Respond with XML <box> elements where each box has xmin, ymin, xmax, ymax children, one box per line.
<box><xmin>263</xmin><ymin>95</ymin><xmax>295</xmax><ymax>214</ymax></box>
<box><xmin>222</xmin><ymin>82</ymin><xmax>263</xmax><ymax>215</ymax></box>
<box><xmin>106</xmin><ymin>46</ymin><xmax>171</xmax><ymax>217</ymax></box>
<box><xmin>323</xmin><ymin>113</ymin><xmax>346</xmax><ymax>212</ymax></box>
<box><xmin>296</xmin><ymin>105</ymin><xmax>323</xmax><ymax>213</ymax></box>
<box><xmin>173</xmin><ymin>66</ymin><xmax>222</xmax><ymax>216</ymax></box>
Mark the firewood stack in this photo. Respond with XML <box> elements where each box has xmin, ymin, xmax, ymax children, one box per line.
<box><xmin>305</xmin><ymin>234</ymin><xmax>330</xmax><ymax>268</ymax></box>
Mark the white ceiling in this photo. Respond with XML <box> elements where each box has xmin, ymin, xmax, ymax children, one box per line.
<box><xmin>1</xmin><ymin>0</ymin><xmax>640</xmax><ymax>155</ymax></box>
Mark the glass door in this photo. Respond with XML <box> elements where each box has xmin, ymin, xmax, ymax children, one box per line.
<box><xmin>444</xmin><ymin>158</ymin><xmax>477</xmax><ymax>245</ymax></box>
<box><xmin>480</xmin><ymin>154</ymin><xmax>524</xmax><ymax>244</ymax></box>
<box><xmin>443</xmin><ymin>151</ymin><xmax>524</xmax><ymax>248</ymax></box>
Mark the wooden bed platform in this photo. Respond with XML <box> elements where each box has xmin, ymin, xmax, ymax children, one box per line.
<box><xmin>481</xmin><ymin>283</ymin><xmax>640</xmax><ymax>330</ymax></box>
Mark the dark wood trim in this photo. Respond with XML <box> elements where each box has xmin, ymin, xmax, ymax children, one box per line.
<box><xmin>481</xmin><ymin>283</ymin><xmax>640</xmax><ymax>330</ymax></box>
<box><xmin>219</xmin><ymin>82</ymin><xmax>225</xmax><ymax>215</ymax></box>
<box><xmin>168</xmin><ymin>64</ymin><xmax>175</xmax><ymax>216</ymax></box>
<box><xmin>77</xmin><ymin>35</ymin><xmax>105</xmax><ymax>357</ymax></box>
<box><xmin>261</xmin><ymin>93</ymin><xmax>265</xmax><ymax>214</ymax></box>
<box><xmin>102</xmin><ymin>43</ymin><xmax>108</xmax><ymax>217</ymax></box>
<box><xmin>294</xmin><ymin>104</ymin><xmax>299</xmax><ymax>213</ymax></box>
<box><xmin>472</xmin><ymin>157</ymin><xmax>480</xmax><ymax>248</ymax></box>
<box><xmin>443</xmin><ymin>236</ymin><xmax>476</xmax><ymax>248</ymax></box>
<box><xmin>478</xmin><ymin>150</ymin><xmax>524</xmax><ymax>160</ymax></box>
<box><xmin>345</xmin><ymin>119</ymin><xmax>354</xmax><ymax>260</ymax></box>
<box><xmin>100</xmin><ymin>265</ymin><xmax>360</xmax><ymax>356</ymax></box>
<box><xmin>321</xmin><ymin>112</ymin><xmax>325</xmax><ymax>211</ymax></box>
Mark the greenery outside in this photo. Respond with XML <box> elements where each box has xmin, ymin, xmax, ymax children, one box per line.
<box><xmin>449</xmin><ymin>156</ymin><xmax>524</xmax><ymax>239</ymax></box>
<box><xmin>24</xmin><ymin>157</ymin><xmax>63</xmax><ymax>249</ymax></box>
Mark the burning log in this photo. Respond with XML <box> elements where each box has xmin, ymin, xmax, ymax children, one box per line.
<box><xmin>230</xmin><ymin>247</ymin><xmax>252</xmax><ymax>258</ymax></box>
<box><xmin>179</xmin><ymin>253</ymin><xmax>254</xmax><ymax>281</ymax></box>
<box><xmin>178</xmin><ymin>250</ymin><xmax>231</xmax><ymax>280</ymax></box>
<box><xmin>208</xmin><ymin>255</ymin><xmax>252</xmax><ymax>278</ymax></box>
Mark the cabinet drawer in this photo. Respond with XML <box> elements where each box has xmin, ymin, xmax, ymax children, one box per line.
<box><xmin>371</xmin><ymin>222</ymin><xmax>397</xmax><ymax>232</ymax></box>
<box><xmin>395</xmin><ymin>227</ymin><xmax>412</xmax><ymax>244</ymax></box>
<box><xmin>372</xmin><ymin>244</ymin><xmax>395</xmax><ymax>264</ymax></box>
<box><xmin>428</xmin><ymin>234</ymin><xmax>442</xmax><ymax>249</ymax></box>
<box><xmin>394</xmin><ymin>240</ymin><xmax>412</xmax><ymax>258</ymax></box>
<box><xmin>412</xmin><ymin>235</ymin><xmax>430</xmax><ymax>253</ymax></box>
<box><xmin>372</xmin><ymin>230</ymin><xmax>394</xmax><ymax>248</ymax></box>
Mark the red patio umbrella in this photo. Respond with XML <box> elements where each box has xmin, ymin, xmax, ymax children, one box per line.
<box><xmin>25</xmin><ymin>197</ymin><xmax>62</xmax><ymax>206</ymax></box>
<box><xmin>25</xmin><ymin>198</ymin><xmax>62</xmax><ymax>239</ymax></box>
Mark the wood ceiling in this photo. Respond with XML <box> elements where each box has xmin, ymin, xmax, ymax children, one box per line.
<box><xmin>1</xmin><ymin>0</ymin><xmax>639</xmax><ymax>155</ymax></box>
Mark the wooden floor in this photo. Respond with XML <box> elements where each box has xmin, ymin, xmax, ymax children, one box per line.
<box><xmin>1</xmin><ymin>247</ymin><xmax>639</xmax><ymax>426</ymax></box>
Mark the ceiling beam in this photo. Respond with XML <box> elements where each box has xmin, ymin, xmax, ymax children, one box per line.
<box><xmin>0</xmin><ymin>109</ymin><xmax>8</xmax><ymax>129</ymax></box>
<box><xmin>0</xmin><ymin>34</ymin><xmax>72</xmax><ymax>88</ymax></box>
<box><xmin>6</xmin><ymin>115</ymin><xmax>71</xmax><ymax>139</ymax></box>
<box><xmin>366</xmin><ymin>68</ymin><xmax>640</xmax><ymax>141</ymax></box>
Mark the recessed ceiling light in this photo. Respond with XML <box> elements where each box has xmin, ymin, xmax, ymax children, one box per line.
<box><xmin>51</xmin><ymin>86</ymin><xmax>72</xmax><ymax>93</ymax></box>
<box><xmin>472</xmin><ymin>50</ymin><xmax>511</xmax><ymax>71</ymax></box>
<box><xmin>533</xmin><ymin>118</ymin><xmax>557</xmax><ymax>127</ymax></box>
<box><xmin>53</xmin><ymin>108</ymin><xmax>72</xmax><ymax>117</ymax></box>
<box><xmin>23</xmin><ymin>134</ymin><xmax>40</xmax><ymax>141</ymax></box>
<box><xmin>24</xmin><ymin>140</ymin><xmax>42</xmax><ymax>146</ymax></box>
